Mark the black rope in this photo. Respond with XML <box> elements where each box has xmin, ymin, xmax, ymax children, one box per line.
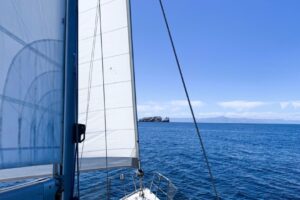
<box><xmin>158</xmin><ymin>1</ymin><xmax>219</xmax><ymax>199</ymax></box>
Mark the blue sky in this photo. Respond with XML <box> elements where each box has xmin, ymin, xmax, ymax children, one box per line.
<box><xmin>130</xmin><ymin>0</ymin><xmax>300</xmax><ymax>120</ymax></box>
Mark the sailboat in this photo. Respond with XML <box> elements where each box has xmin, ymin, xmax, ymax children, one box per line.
<box><xmin>0</xmin><ymin>0</ymin><xmax>176</xmax><ymax>199</ymax></box>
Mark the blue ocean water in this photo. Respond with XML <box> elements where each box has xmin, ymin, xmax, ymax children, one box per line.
<box><xmin>141</xmin><ymin>122</ymin><xmax>300</xmax><ymax>199</ymax></box>
<box><xmin>1</xmin><ymin>123</ymin><xmax>299</xmax><ymax>199</ymax></box>
<box><xmin>79</xmin><ymin>122</ymin><xmax>300</xmax><ymax>199</ymax></box>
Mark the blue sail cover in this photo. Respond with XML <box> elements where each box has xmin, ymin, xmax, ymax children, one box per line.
<box><xmin>0</xmin><ymin>0</ymin><xmax>66</xmax><ymax>169</ymax></box>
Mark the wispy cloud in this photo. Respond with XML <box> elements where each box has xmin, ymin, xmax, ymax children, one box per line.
<box><xmin>138</xmin><ymin>100</ymin><xmax>300</xmax><ymax>121</ymax></box>
<box><xmin>137</xmin><ymin>104</ymin><xmax>164</xmax><ymax>112</ymax></box>
<box><xmin>280</xmin><ymin>102</ymin><xmax>290</xmax><ymax>109</ymax></box>
<box><xmin>218</xmin><ymin>100</ymin><xmax>266</xmax><ymax>111</ymax></box>
<box><xmin>291</xmin><ymin>101</ymin><xmax>300</xmax><ymax>109</ymax></box>
<box><xmin>170</xmin><ymin>100</ymin><xmax>204</xmax><ymax>107</ymax></box>
<box><xmin>280</xmin><ymin>101</ymin><xmax>300</xmax><ymax>109</ymax></box>
<box><xmin>195</xmin><ymin>111</ymin><xmax>300</xmax><ymax>121</ymax></box>
<box><xmin>137</xmin><ymin>100</ymin><xmax>204</xmax><ymax>117</ymax></box>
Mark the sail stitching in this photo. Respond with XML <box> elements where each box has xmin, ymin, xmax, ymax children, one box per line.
<box><xmin>79</xmin><ymin>106</ymin><xmax>133</xmax><ymax>114</ymax></box>
<box><xmin>97</xmin><ymin>1</ymin><xmax>111</xmax><ymax>198</ymax></box>
<box><xmin>78</xmin><ymin>80</ymin><xmax>131</xmax><ymax>91</ymax></box>
<box><xmin>79</xmin><ymin>0</ymin><xmax>120</xmax><ymax>14</ymax></box>
<box><xmin>0</xmin><ymin>25</ymin><xmax>61</xmax><ymax>68</ymax></box>
<box><xmin>79</xmin><ymin>0</ymin><xmax>100</xmax><ymax>168</ymax></box>
<box><xmin>79</xmin><ymin>52</ymin><xmax>129</xmax><ymax>65</ymax></box>
<box><xmin>79</xmin><ymin>25</ymin><xmax>128</xmax><ymax>41</ymax></box>
<box><xmin>0</xmin><ymin>94</ymin><xmax>61</xmax><ymax>115</ymax></box>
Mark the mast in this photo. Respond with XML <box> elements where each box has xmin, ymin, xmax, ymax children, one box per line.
<box><xmin>62</xmin><ymin>0</ymin><xmax>78</xmax><ymax>199</ymax></box>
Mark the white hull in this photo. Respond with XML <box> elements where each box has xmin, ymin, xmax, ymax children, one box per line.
<box><xmin>121</xmin><ymin>188</ymin><xmax>159</xmax><ymax>200</ymax></box>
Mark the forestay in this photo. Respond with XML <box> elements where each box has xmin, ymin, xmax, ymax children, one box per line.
<box><xmin>0</xmin><ymin>0</ymin><xmax>66</xmax><ymax>169</ymax></box>
<box><xmin>78</xmin><ymin>0</ymin><xmax>139</xmax><ymax>169</ymax></box>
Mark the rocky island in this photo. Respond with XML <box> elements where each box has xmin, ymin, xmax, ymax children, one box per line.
<box><xmin>139</xmin><ymin>116</ymin><xmax>170</xmax><ymax>123</ymax></box>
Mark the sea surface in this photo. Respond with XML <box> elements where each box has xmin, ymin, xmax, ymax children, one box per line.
<box><xmin>78</xmin><ymin>122</ymin><xmax>300</xmax><ymax>200</ymax></box>
<box><xmin>1</xmin><ymin>122</ymin><xmax>300</xmax><ymax>199</ymax></box>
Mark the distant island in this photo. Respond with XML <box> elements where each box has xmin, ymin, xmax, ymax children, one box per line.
<box><xmin>139</xmin><ymin>116</ymin><xmax>170</xmax><ymax>123</ymax></box>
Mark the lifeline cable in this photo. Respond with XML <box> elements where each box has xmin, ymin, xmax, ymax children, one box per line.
<box><xmin>158</xmin><ymin>0</ymin><xmax>220</xmax><ymax>199</ymax></box>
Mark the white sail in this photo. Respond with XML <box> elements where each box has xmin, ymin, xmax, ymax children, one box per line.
<box><xmin>0</xmin><ymin>0</ymin><xmax>66</xmax><ymax>169</ymax></box>
<box><xmin>78</xmin><ymin>0</ymin><xmax>139</xmax><ymax>169</ymax></box>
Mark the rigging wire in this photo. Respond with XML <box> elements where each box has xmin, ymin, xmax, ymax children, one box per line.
<box><xmin>77</xmin><ymin>0</ymin><xmax>100</xmax><ymax>198</ymax></box>
<box><xmin>128</xmin><ymin>0</ymin><xmax>142</xmax><ymax>171</ymax></box>
<box><xmin>97</xmin><ymin>1</ymin><xmax>111</xmax><ymax>199</ymax></box>
<box><xmin>74</xmin><ymin>74</ymin><xmax>80</xmax><ymax>199</ymax></box>
<box><xmin>75</xmin><ymin>135</ymin><xmax>80</xmax><ymax>198</ymax></box>
<box><xmin>158</xmin><ymin>1</ymin><xmax>220</xmax><ymax>199</ymax></box>
<box><xmin>79</xmin><ymin>0</ymin><xmax>100</xmax><ymax>166</ymax></box>
<box><xmin>128</xmin><ymin>0</ymin><xmax>145</xmax><ymax>194</ymax></box>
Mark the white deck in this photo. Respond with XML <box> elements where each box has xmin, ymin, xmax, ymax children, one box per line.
<box><xmin>120</xmin><ymin>188</ymin><xmax>159</xmax><ymax>200</ymax></box>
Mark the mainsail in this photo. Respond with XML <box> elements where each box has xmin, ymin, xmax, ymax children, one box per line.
<box><xmin>0</xmin><ymin>0</ymin><xmax>66</xmax><ymax>169</ymax></box>
<box><xmin>78</xmin><ymin>0</ymin><xmax>139</xmax><ymax>169</ymax></box>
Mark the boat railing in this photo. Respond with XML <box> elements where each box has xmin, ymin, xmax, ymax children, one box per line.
<box><xmin>149</xmin><ymin>172</ymin><xmax>177</xmax><ymax>200</ymax></box>
<box><xmin>104</xmin><ymin>171</ymin><xmax>140</xmax><ymax>199</ymax></box>
<box><xmin>104</xmin><ymin>171</ymin><xmax>176</xmax><ymax>199</ymax></box>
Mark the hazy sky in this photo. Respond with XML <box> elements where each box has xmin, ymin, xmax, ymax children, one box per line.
<box><xmin>131</xmin><ymin>0</ymin><xmax>300</xmax><ymax>120</ymax></box>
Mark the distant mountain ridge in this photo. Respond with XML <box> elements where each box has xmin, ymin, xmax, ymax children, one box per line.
<box><xmin>171</xmin><ymin>116</ymin><xmax>300</xmax><ymax>124</ymax></box>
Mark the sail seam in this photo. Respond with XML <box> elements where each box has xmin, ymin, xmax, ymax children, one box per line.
<box><xmin>78</xmin><ymin>80</ymin><xmax>131</xmax><ymax>90</ymax></box>
<box><xmin>79</xmin><ymin>52</ymin><xmax>129</xmax><ymax>65</ymax></box>
<box><xmin>0</xmin><ymin>94</ymin><xmax>62</xmax><ymax>115</ymax></box>
<box><xmin>79</xmin><ymin>0</ymin><xmax>100</xmax><ymax>171</ymax></box>
<box><xmin>79</xmin><ymin>26</ymin><xmax>128</xmax><ymax>41</ymax></box>
<box><xmin>0</xmin><ymin>25</ymin><xmax>62</xmax><ymax>68</ymax></box>
<box><xmin>97</xmin><ymin>1</ymin><xmax>111</xmax><ymax>198</ymax></box>
<box><xmin>79</xmin><ymin>106</ymin><xmax>133</xmax><ymax>114</ymax></box>
<box><xmin>0</xmin><ymin>146</ymin><xmax>60</xmax><ymax>150</ymax></box>
<box><xmin>83</xmin><ymin>128</ymin><xmax>134</xmax><ymax>134</ymax></box>
<box><xmin>80</xmin><ymin>148</ymin><xmax>135</xmax><ymax>153</ymax></box>
<box><xmin>79</xmin><ymin>0</ymin><xmax>120</xmax><ymax>14</ymax></box>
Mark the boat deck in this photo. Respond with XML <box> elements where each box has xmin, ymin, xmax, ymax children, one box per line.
<box><xmin>120</xmin><ymin>188</ymin><xmax>159</xmax><ymax>200</ymax></box>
